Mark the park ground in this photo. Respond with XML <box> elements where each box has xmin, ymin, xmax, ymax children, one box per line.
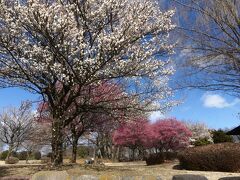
<box><xmin>0</xmin><ymin>160</ymin><xmax>240</xmax><ymax>180</ymax></box>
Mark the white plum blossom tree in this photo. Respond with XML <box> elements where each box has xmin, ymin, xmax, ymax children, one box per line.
<box><xmin>0</xmin><ymin>0</ymin><xmax>175</xmax><ymax>165</ymax></box>
<box><xmin>186</xmin><ymin>121</ymin><xmax>213</xmax><ymax>146</ymax></box>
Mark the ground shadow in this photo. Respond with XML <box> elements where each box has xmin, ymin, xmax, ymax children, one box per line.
<box><xmin>0</xmin><ymin>167</ymin><xmax>9</xmax><ymax>177</ymax></box>
<box><xmin>172</xmin><ymin>164</ymin><xmax>184</xmax><ymax>170</ymax></box>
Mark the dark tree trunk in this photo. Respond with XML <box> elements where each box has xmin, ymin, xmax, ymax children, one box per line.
<box><xmin>132</xmin><ymin>148</ymin><xmax>135</xmax><ymax>161</ymax></box>
<box><xmin>51</xmin><ymin>119</ymin><xmax>64</xmax><ymax>166</ymax></box>
<box><xmin>71</xmin><ymin>135</ymin><xmax>78</xmax><ymax>163</ymax></box>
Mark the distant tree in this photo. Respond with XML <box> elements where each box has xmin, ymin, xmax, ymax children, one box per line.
<box><xmin>186</xmin><ymin>121</ymin><xmax>213</xmax><ymax>146</ymax></box>
<box><xmin>149</xmin><ymin>119</ymin><xmax>192</xmax><ymax>152</ymax></box>
<box><xmin>21</xmin><ymin>122</ymin><xmax>51</xmax><ymax>163</ymax></box>
<box><xmin>112</xmin><ymin>118</ymin><xmax>149</xmax><ymax>160</ymax></box>
<box><xmin>212</xmin><ymin>129</ymin><xmax>233</xmax><ymax>144</ymax></box>
<box><xmin>113</xmin><ymin>118</ymin><xmax>192</xmax><ymax>160</ymax></box>
<box><xmin>0</xmin><ymin>102</ymin><xmax>34</xmax><ymax>159</ymax></box>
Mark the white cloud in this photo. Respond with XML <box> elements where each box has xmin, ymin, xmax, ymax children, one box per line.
<box><xmin>201</xmin><ymin>92</ymin><xmax>240</xmax><ymax>108</ymax></box>
<box><xmin>149</xmin><ymin>111</ymin><xmax>165</xmax><ymax>122</ymax></box>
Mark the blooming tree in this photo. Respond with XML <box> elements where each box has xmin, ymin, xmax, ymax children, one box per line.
<box><xmin>113</xmin><ymin>118</ymin><xmax>191</xmax><ymax>160</ymax></box>
<box><xmin>185</xmin><ymin>121</ymin><xmax>213</xmax><ymax>146</ymax></box>
<box><xmin>112</xmin><ymin>117</ymin><xmax>149</xmax><ymax>160</ymax></box>
<box><xmin>37</xmin><ymin>81</ymin><xmax>131</xmax><ymax>163</ymax></box>
<box><xmin>149</xmin><ymin>119</ymin><xmax>192</xmax><ymax>151</ymax></box>
<box><xmin>0</xmin><ymin>0</ymin><xmax>175</xmax><ymax>165</ymax></box>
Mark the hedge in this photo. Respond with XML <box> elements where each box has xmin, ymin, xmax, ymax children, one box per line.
<box><xmin>178</xmin><ymin>143</ymin><xmax>240</xmax><ymax>172</ymax></box>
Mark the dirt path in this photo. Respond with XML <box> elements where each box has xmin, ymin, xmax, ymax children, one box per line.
<box><xmin>99</xmin><ymin>161</ymin><xmax>240</xmax><ymax>180</ymax></box>
<box><xmin>1</xmin><ymin>160</ymin><xmax>240</xmax><ymax>179</ymax></box>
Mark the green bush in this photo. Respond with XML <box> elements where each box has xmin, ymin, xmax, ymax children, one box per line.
<box><xmin>0</xmin><ymin>150</ymin><xmax>9</xmax><ymax>160</ymax></box>
<box><xmin>145</xmin><ymin>153</ymin><xmax>165</xmax><ymax>165</ymax></box>
<box><xmin>33</xmin><ymin>151</ymin><xmax>41</xmax><ymax>160</ymax></box>
<box><xmin>0</xmin><ymin>150</ymin><xmax>19</xmax><ymax>160</ymax></box>
<box><xmin>178</xmin><ymin>143</ymin><xmax>240</xmax><ymax>172</ymax></box>
<box><xmin>5</xmin><ymin>157</ymin><xmax>19</xmax><ymax>164</ymax></box>
<box><xmin>212</xmin><ymin>130</ymin><xmax>233</xmax><ymax>143</ymax></box>
<box><xmin>194</xmin><ymin>138</ymin><xmax>212</xmax><ymax>146</ymax></box>
<box><xmin>18</xmin><ymin>151</ymin><xmax>28</xmax><ymax>160</ymax></box>
<box><xmin>77</xmin><ymin>146</ymin><xmax>89</xmax><ymax>158</ymax></box>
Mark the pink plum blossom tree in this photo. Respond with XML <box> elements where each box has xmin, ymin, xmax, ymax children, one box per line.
<box><xmin>112</xmin><ymin>117</ymin><xmax>149</xmax><ymax>160</ymax></box>
<box><xmin>149</xmin><ymin>118</ymin><xmax>192</xmax><ymax>152</ymax></box>
<box><xmin>113</xmin><ymin>118</ymin><xmax>192</xmax><ymax>160</ymax></box>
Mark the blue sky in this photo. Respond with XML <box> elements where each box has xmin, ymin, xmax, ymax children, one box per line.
<box><xmin>0</xmin><ymin>88</ymin><xmax>40</xmax><ymax>109</ymax></box>
<box><xmin>149</xmin><ymin>89</ymin><xmax>240</xmax><ymax>129</ymax></box>
<box><xmin>1</xmin><ymin>87</ymin><xmax>240</xmax><ymax>130</ymax></box>
<box><xmin>171</xmin><ymin>90</ymin><xmax>240</xmax><ymax>129</ymax></box>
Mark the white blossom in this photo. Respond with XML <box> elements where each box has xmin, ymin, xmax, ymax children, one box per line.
<box><xmin>0</xmin><ymin>0</ymin><xmax>175</xmax><ymax>111</ymax></box>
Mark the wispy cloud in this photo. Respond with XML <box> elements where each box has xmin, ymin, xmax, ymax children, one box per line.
<box><xmin>201</xmin><ymin>92</ymin><xmax>240</xmax><ymax>108</ymax></box>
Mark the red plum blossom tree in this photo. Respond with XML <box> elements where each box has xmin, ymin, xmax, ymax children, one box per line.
<box><xmin>113</xmin><ymin>118</ymin><xmax>192</xmax><ymax>160</ymax></box>
<box><xmin>149</xmin><ymin>119</ymin><xmax>192</xmax><ymax>152</ymax></box>
<box><xmin>112</xmin><ymin>117</ymin><xmax>149</xmax><ymax>160</ymax></box>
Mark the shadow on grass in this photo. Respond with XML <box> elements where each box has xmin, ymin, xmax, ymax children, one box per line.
<box><xmin>0</xmin><ymin>167</ymin><xmax>9</xmax><ymax>177</ymax></box>
<box><xmin>172</xmin><ymin>164</ymin><xmax>184</xmax><ymax>170</ymax></box>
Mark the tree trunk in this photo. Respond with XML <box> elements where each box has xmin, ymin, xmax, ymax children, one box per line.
<box><xmin>51</xmin><ymin>119</ymin><xmax>64</xmax><ymax>166</ymax></box>
<box><xmin>116</xmin><ymin>146</ymin><xmax>120</xmax><ymax>161</ymax></box>
<box><xmin>132</xmin><ymin>148</ymin><xmax>135</xmax><ymax>161</ymax></box>
<box><xmin>26</xmin><ymin>151</ymin><xmax>30</xmax><ymax>164</ymax></box>
<box><xmin>71</xmin><ymin>136</ymin><xmax>78</xmax><ymax>163</ymax></box>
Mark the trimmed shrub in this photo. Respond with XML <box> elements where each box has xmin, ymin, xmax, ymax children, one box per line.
<box><xmin>0</xmin><ymin>150</ymin><xmax>9</xmax><ymax>160</ymax></box>
<box><xmin>0</xmin><ymin>151</ymin><xmax>18</xmax><ymax>160</ymax></box>
<box><xmin>145</xmin><ymin>153</ymin><xmax>165</xmax><ymax>165</ymax></box>
<box><xmin>178</xmin><ymin>143</ymin><xmax>240</xmax><ymax>172</ymax></box>
<box><xmin>194</xmin><ymin>138</ymin><xmax>212</xmax><ymax>146</ymax></box>
<box><xmin>18</xmin><ymin>151</ymin><xmax>28</xmax><ymax>160</ymax></box>
<box><xmin>33</xmin><ymin>151</ymin><xmax>41</xmax><ymax>160</ymax></box>
<box><xmin>41</xmin><ymin>156</ymin><xmax>51</xmax><ymax>164</ymax></box>
<box><xmin>5</xmin><ymin>157</ymin><xmax>19</xmax><ymax>164</ymax></box>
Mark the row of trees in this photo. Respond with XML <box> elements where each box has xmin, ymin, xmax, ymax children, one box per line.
<box><xmin>0</xmin><ymin>0</ymin><xmax>176</xmax><ymax>166</ymax></box>
<box><xmin>0</xmin><ymin>102</ymin><xmax>234</xmax><ymax>163</ymax></box>
<box><xmin>113</xmin><ymin>118</ymin><xmax>192</xmax><ymax>160</ymax></box>
<box><xmin>112</xmin><ymin>119</ymin><xmax>235</xmax><ymax>161</ymax></box>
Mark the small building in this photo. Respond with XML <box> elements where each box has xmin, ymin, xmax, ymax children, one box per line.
<box><xmin>227</xmin><ymin>126</ymin><xmax>240</xmax><ymax>143</ymax></box>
